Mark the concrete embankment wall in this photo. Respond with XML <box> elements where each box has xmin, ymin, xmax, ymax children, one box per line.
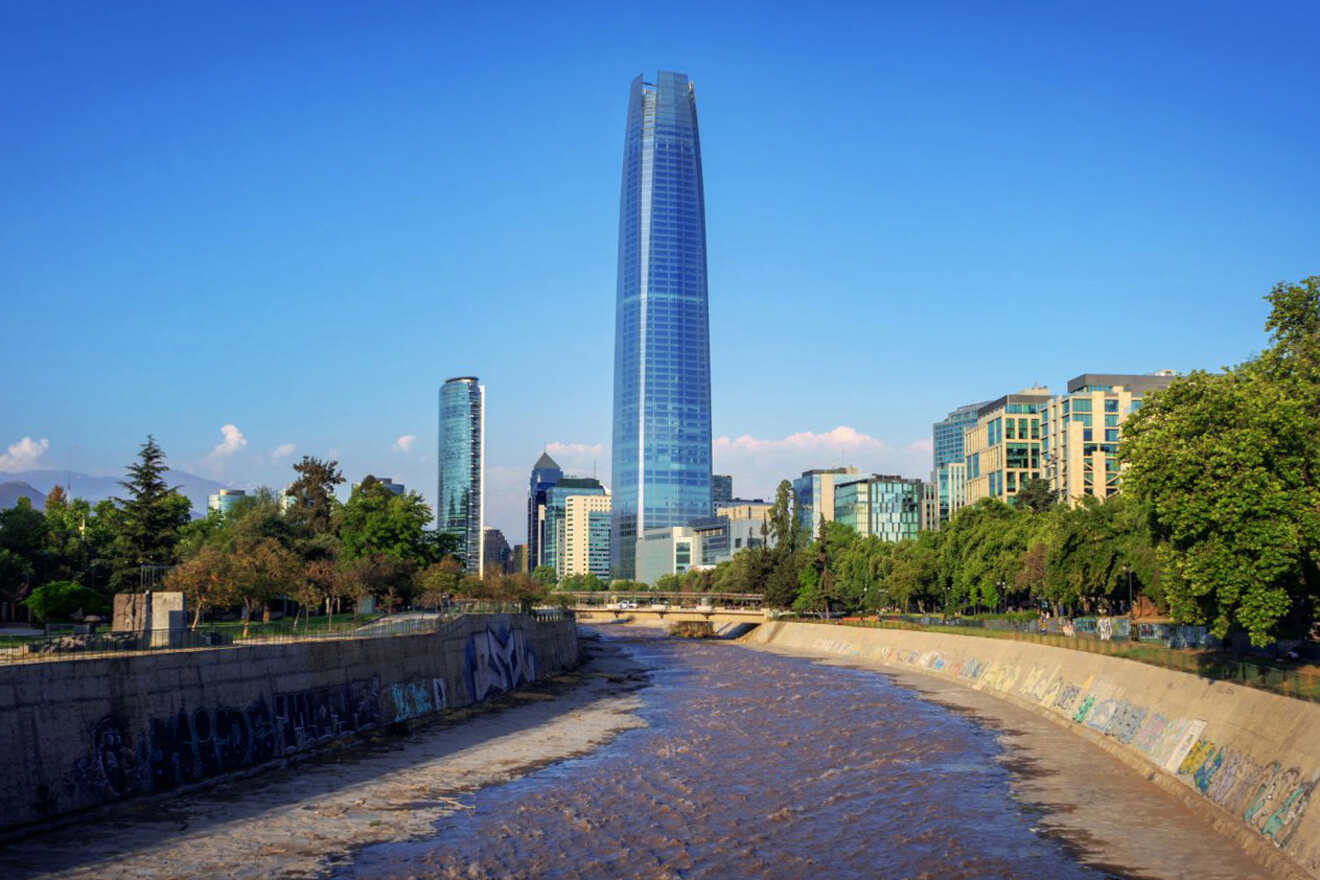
<box><xmin>744</xmin><ymin>621</ymin><xmax>1320</xmax><ymax>880</ymax></box>
<box><xmin>0</xmin><ymin>613</ymin><xmax>577</xmax><ymax>832</ymax></box>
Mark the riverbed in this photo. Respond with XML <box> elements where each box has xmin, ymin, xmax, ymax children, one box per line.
<box><xmin>0</xmin><ymin>626</ymin><xmax>1274</xmax><ymax>879</ymax></box>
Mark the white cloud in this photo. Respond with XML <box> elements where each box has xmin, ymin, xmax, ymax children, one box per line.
<box><xmin>270</xmin><ymin>442</ymin><xmax>296</xmax><ymax>461</ymax></box>
<box><xmin>0</xmin><ymin>436</ymin><xmax>49</xmax><ymax>471</ymax></box>
<box><xmin>394</xmin><ymin>434</ymin><xmax>417</xmax><ymax>452</ymax></box>
<box><xmin>202</xmin><ymin>424</ymin><xmax>248</xmax><ymax>475</ymax></box>
<box><xmin>545</xmin><ymin>441</ymin><xmax>607</xmax><ymax>477</ymax></box>
<box><xmin>714</xmin><ymin>425</ymin><xmax>889</xmax><ymax>454</ymax></box>
<box><xmin>712</xmin><ymin>425</ymin><xmax>931</xmax><ymax>503</ymax></box>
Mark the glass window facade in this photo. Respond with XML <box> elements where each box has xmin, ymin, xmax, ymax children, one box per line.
<box><xmin>438</xmin><ymin>378</ymin><xmax>484</xmax><ymax>573</ymax></box>
<box><xmin>612</xmin><ymin>71</ymin><xmax>713</xmax><ymax>579</ymax></box>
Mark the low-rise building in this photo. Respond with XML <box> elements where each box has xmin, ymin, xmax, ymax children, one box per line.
<box><xmin>792</xmin><ymin>467</ymin><xmax>858</xmax><ymax>537</ymax></box>
<box><xmin>636</xmin><ymin>525</ymin><xmax>700</xmax><ymax>585</ymax></box>
<box><xmin>832</xmin><ymin>474</ymin><xmax>925</xmax><ymax>542</ymax></box>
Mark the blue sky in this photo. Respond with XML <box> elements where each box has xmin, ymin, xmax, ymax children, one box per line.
<box><xmin>3</xmin><ymin>0</ymin><xmax>1317</xmax><ymax>541</ymax></box>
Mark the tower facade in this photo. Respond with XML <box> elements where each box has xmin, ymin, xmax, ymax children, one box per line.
<box><xmin>611</xmin><ymin>70</ymin><xmax>713</xmax><ymax>579</ymax></box>
<box><xmin>438</xmin><ymin>376</ymin><xmax>484</xmax><ymax>573</ymax></box>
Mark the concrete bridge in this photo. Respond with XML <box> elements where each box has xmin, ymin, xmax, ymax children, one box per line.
<box><xmin>562</xmin><ymin>591</ymin><xmax>766</xmax><ymax>630</ymax></box>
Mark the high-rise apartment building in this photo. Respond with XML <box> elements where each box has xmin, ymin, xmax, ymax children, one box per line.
<box><xmin>1042</xmin><ymin>372</ymin><xmax>1174</xmax><ymax>504</ymax></box>
<box><xmin>562</xmin><ymin>493</ymin><xmax>612</xmax><ymax>580</ymax></box>
<box><xmin>438</xmin><ymin>377</ymin><xmax>484</xmax><ymax>573</ymax></box>
<box><xmin>611</xmin><ymin>70</ymin><xmax>714</xmax><ymax>579</ymax></box>
<box><xmin>792</xmin><ymin>467</ymin><xmax>858</xmax><ymax>537</ymax></box>
<box><xmin>932</xmin><ymin>401</ymin><xmax>990</xmax><ymax>525</ymax></box>
<box><xmin>964</xmin><ymin>388</ymin><xmax>1051</xmax><ymax>506</ymax></box>
<box><xmin>526</xmin><ymin>452</ymin><xmax>564</xmax><ymax>571</ymax></box>
<box><xmin>543</xmin><ymin>478</ymin><xmax>607</xmax><ymax>577</ymax></box>
<box><xmin>207</xmin><ymin>489</ymin><xmax>246</xmax><ymax>517</ymax></box>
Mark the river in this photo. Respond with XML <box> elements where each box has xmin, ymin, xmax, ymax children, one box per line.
<box><xmin>332</xmin><ymin>628</ymin><xmax>1267</xmax><ymax>879</ymax></box>
<box><xmin>0</xmin><ymin>626</ymin><xmax>1273</xmax><ymax>879</ymax></box>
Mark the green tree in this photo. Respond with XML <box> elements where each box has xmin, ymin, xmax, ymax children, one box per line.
<box><xmin>285</xmin><ymin>456</ymin><xmax>345</xmax><ymax>535</ymax></box>
<box><xmin>531</xmin><ymin>565</ymin><xmax>558</xmax><ymax>588</ymax></box>
<box><xmin>22</xmin><ymin>580</ymin><xmax>109</xmax><ymax>623</ymax></box>
<box><xmin>1126</xmin><ymin>276</ymin><xmax>1320</xmax><ymax>645</ymax></box>
<box><xmin>337</xmin><ymin>476</ymin><xmax>433</xmax><ymax>566</ymax></box>
<box><xmin>110</xmin><ymin>436</ymin><xmax>191</xmax><ymax>591</ymax></box>
<box><xmin>1014</xmin><ymin>477</ymin><xmax>1057</xmax><ymax>513</ymax></box>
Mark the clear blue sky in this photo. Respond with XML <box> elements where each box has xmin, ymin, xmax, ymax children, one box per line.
<box><xmin>3</xmin><ymin>0</ymin><xmax>1317</xmax><ymax>541</ymax></box>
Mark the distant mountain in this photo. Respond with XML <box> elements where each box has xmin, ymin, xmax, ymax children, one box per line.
<box><xmin>2</xmin><ymin>469</ymin><xmax>229</xmax><ymax>517</ymax></box>
<box><xmin>0</xmin><ymin>481</ymin><xmax>45</xmax><ymax>511</ymax></box>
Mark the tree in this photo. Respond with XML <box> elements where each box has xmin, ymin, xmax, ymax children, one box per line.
<box><xmin>418</xmin><ymin>557</ymin><xmax>464</xmax><ymax>608</ymax></box>
<box><xmin>531</xmin><ymin>565</ymin><xmax>558</xmax><ymax>588</ymax></box>
<box><xmin>164</xmin><ymin>545</ymin><xmax>234</xmax><ymax>629</ymax></box>
<box><xmin>768</xmin><ymin>480</ymin><xmax>802</xmax><ymax>553</ymax></box>
<box><xmin>22</xmin><ymin>581</ymin><xmax>109</xmax><ymax>623</ymax></box>
<box><xmin>1015</xmin><ymin>477</ymin><xmax>1056</xmax><ymax>513</ymax></box>
<box><xmin>110</xmin><ymin>436</ymin><xmax>191</xmax><ymax>591</ymax></box>
<box><xmin>285</xmin><ymin>456</ymin><xmax>345</xmax><ymax>535</ymax></box>
<box><xmin>654</xmin><ymin>572</ymin><xmax>681</xmax><ymax>592</ymax></box>
<box><xmin>1125</xmin><ymin>277</ymin><xmax>1320</xmax><ymax>645</ymax></box>
<box><xmin>337</xmin><ymin>476</ymin><xmax>433</xmax><ymax>566</ymax></box>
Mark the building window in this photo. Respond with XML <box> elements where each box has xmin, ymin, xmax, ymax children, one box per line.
<box><xmin>1104</xmin><ymin>399</ymin><xmax>1119</xmax><ymax>413</ymax></box>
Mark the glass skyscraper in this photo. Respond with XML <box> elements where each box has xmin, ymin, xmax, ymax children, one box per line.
<box><xmin>438</xmin><ymin>376</ymin><xmax>484</xmax><ymax>573</ymax></box>
<box><xmin>611</xmin><ymin>70</ymin><xmax>713</xmax><ymax>579</ymax></box>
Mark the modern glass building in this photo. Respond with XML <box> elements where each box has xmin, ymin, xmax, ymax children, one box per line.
<box><xmin>932</xmin><ymin>401</ymin><xmax>990</xmax><ymax>525</ymax></box>
<box><xmin>438</xmin><ymin>377</ymin><xmax>484</xmax><ymax>573</ymax></box>
<box><xmin>792</xmin><ymin>466</ymin><xmax>858</xmax><ymax>537</ymax></box>
<box><xmin>611</xmin><ymin>70</ymin><xmax>714</xmax><ymax>579</ymax></box>
<box><xmin>543</xmin><ymin>478</ymin><xmax>606</xmax><ymax>577</ymax></box>
<box><xmin>526</xmin><ymin>451</ymin><xmax>564</xmax><ymax>572</ymax></box>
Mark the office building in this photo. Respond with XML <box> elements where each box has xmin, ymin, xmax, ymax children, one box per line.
<box><xmin>483</xmin><ymin>528</ymin><xmax>513</xmax><ymax>576</ymax></box>
<box><xmin>1043</xmin><ymin>372</ymin><xmax>1175</xmax><ymax>504</ymax></box>
<box><xmin>712</xmin><ymin>474</ymin><xmax>733</xmax><ymax>505</ymax></box>
<box><xmin>792</xmin><ymin>467</ymin><xmax>858</xmax><ymax>537</ymax></box>
<box><xmin>932</xmin><ymin>400</ymin><xmax>990</xmax><ymax>525</ymax></box>
<box><xmin>636</xmin><ymin>525</ymin><xmax>700</xmax><ymax>585</ymax></box>
<box><xmin>351</xmin><ymin>476</ymin><xmax>405</xmax><ymax>496</ymax></box>
<box><xmin>562</xmin><ymin>493</ymin><xmax>613</xmax><ymax>580</ymax></box>
<box><xmin>207</xmin><ymin>489</ymin><xmax>246</xmax><ymax>517</ymax></box>
<box><xmin>526</xmin><ymin>452</ymin><xmax>564</xmax><ymax>571</ymax></box>
<box><xmin>964</xmin><ymin>388</ymin><xmax>1051</xmax><ymax>505</ymax></box>
<box><xmin>543</xmin><ymin>478</ymin><xmax>607</xmax><ymax>577</ymax></box>
<box><xmin>511</xmin><ymin>544</ymin><xmax>528</xmax><ymax>575</ymax></box>
<box><xmin>438</xmin><ymin>376</ymin><xmax>485</xmax><ymax>573</ymax></box>
<box><xmin>611</xmin><ymin>70</ymin><xmax>714</xmax><ymax>579</ymax></box>
<box><xmin>832</xmin><ymin>474</ymin><xmax>925</xmax><ymax>542</ymax></box>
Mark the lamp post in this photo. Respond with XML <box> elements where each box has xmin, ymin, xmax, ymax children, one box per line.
<box><xmin>1122</xmin><ymin>563</ymin><xmax>1132</xmax><ymax>615</ymax></box>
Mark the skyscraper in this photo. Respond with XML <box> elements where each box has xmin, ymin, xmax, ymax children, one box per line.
<box><xmin>526</xmin><ymin>451</ymin><xmax>563</xmax><ymax>572</ymax></box>
<box><xmin>438</xmin><ymin>376</ymin><xmax>484</xmax><ymax>573</ymax></box>
<box><xmin>611</xmin><ymin>70</ymin><xmax>714</xmax><ymax>579</ymax></box>
<box><xmin>932</xmin><ymin>401</ymin><xmax>989</xmax><ymax>525</ymax></box>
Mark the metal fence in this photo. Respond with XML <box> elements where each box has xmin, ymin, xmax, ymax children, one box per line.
<box><xmin>837</xmin><ymin>618</ymin><xmax>1320</xmax><ymax>703</ymax></box>
<box><xmin>0</xmin><ymin>605</ymin><xmax>573</xmax><ymax>665</ymax></box>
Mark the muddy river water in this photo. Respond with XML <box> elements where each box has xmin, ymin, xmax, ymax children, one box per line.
<box><xmin>2</xmin><ymin>627</ymin><xmax>1274</xmax><ymax>879</ymax></box>
<box><xmin>333</xmin><ymin>629</ymin><xmax>1268</xmax><ymax>880</ymax></box>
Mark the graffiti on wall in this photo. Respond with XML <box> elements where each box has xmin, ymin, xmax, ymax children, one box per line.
<box><xmin>390</xmin><ymin>678</ymin><xmax>447</xmax><ymax>722</ymax></box>
<box><xmin>70</xmin><ymin>675</ymin><xmax>382</xmax><ymax>802</ymax></box>
<box><xmin>466</xmin><ymin>625</ymin><xmax>537</xmax><ymax>702</ymax></box>
<box><xmin>873</xmin><ymin>640</ymin><xmax>1315</xmax><ymax>857</ymax></box>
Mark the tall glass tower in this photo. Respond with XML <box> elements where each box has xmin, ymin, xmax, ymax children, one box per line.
<box><xmin>611</xmin><ymin>71</ymin><xmax>713</xmax><ymax>579</ymax></box>
<box><xmin>438</xmin><ymin>376</ymin><xmax>484</xmax><ymax>573</ymax></box>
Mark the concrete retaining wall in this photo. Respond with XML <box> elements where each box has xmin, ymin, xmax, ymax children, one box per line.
<box><xmin>0</xmin><ymin>613</ymin><xmax>577</xmax><ymax>832</ymax></box>
<box><xmin>745</xmin><ymin>621</ymin><xmax>1320</xmax><ymax>880</ymax></box>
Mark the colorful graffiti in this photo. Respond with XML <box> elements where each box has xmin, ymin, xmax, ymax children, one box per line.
<box><xmin>869</xmin><ymin>638</ymin><xmax>1315</xmax><ymax>858</ymax></box>
<box><xmin>466</xmin><ymin>625</ymin><xmax>537</xmax><ymax>702</ymax></box>
<box><xmin>390</xmin><ymin>678</ymin><xmax>448</xmax><ymax>722</ymax></box>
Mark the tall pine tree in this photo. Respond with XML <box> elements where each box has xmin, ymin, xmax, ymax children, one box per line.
<box><xmin>110</xmin><ymin>435</ymin><xmax>191</xmax><ymax>590</ymax></box>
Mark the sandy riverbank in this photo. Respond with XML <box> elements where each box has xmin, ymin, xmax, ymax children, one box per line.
<box><xmin>0</xmin><ymin>635</ymin><xmax>650</xmax><ymax>880</ymax></box>
<box><xmin>738</xmin><ymin>637</ymin><xmax>1277</xmax><ymax>880</ymax></box>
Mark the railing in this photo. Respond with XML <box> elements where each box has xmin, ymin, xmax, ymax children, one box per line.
<box><xmin>0</xmin><ymin>605</ymin><xmax>569</xmax><ymax>665</ymax></box>
<box><xmin>826</xmin><ymin>618</ymin><xmax>1320</xmax><ymax>703</ymax></box>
